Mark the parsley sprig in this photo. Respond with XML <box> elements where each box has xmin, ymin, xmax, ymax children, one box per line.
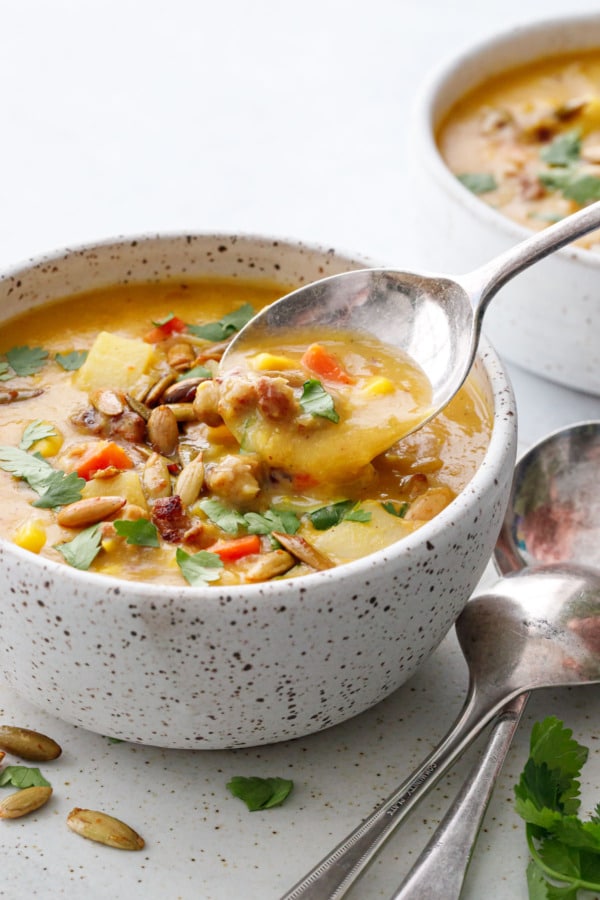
<box><xmin>226</xmin><ymin>775</ymin><xmax>293</xmax><ymax>811</ymax></box>
<box><xmin>0</xmin><ymin>766</ymin><xmax>51</xmax><ymax>789</ymax></box>
<box><xmin>299</xmin><ymin>379</ymin><xmax>339</xmax><ymax>423</ymax></box>
<box><xmin>0</xmin><ymin>445</ymin><xmax>84</xmax><ymax>508</ymax></box>
<box><xmin>19</xmin><ymin>420</ymin><xmax>57</xmax><ymax>451</ymax></box>
<box><xmin>515</xmin><ymin>716</ymin><xmax>600</xmax><ymax>897</ymax></box>
<box><xmin>199</xmin><ymin>499</ymin><xmax>300</xmax><ymax>537</ymax></box>
<box><xmin>307</xmin><ymin>499</ymin><xmax>371</xmax><ymax>530</ymax></box>
<box><xmin>55</xmin><ymin>524</ymin><xmax>103</xmax><ymax>570</ymax></box>
<box><xmin>175</xmin><ymin>548</ymin><xmax>223</xmax><ymax>585</ymax></box>
<box><xmin>186</xmin><ymin>303</ymin><xmax>255</xmax><ymax>341</ymax></box>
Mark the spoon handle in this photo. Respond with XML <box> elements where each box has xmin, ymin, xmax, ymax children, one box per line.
<box><xmin>461</xmin><ymin>199</ymin><xmax>600</xmax><ymax>316</ymax></box>
<box><xmin>388</xmin><ymin>693</ymin><xmax>528</xmax><ymax>900</ymax></box>
<box><xmin>279</xmin><ymin>684</ymin><xmax>516</xmax><ymax>900</ymax></box>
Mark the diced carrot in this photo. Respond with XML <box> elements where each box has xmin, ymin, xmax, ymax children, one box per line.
<box><xmin>143</xmin><ymin>315</ymin><xmax>187</xmax><ymax>343</ymax></box>
<box><xmin>300</xmin><ymin>343</ymin><xmax>354</xmax><ymax>384</ymax></box>
<box><xmin>207</xmin><ymin>534</ymin><xmax>262</xmax><ymax>561</ymax></box>
<box><xmin>75</xmin><ymin>441</ymin><xmax>135</xmax><ymax>480</ymax></box>
<box><xmin>292</xmin><ymin>472</ymin><xmax>320</xmax><ymax>491</ymax></box>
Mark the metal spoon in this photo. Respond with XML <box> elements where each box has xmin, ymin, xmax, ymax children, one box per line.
<box><xmin>281</xmin><ymin>427</ymin><xmax>600</xmax><ymax>900</ymax></box>
<box><xmin>391</xmin><ymin>420</ymin><xmax>600</xmax><ymax>899</ymax></box>
<box><xmin>223</xmin><ymin>203</ymin><xmax>600</xmax><ymax>455</ymax></box>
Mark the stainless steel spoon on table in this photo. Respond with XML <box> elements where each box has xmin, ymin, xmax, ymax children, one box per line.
<box><xmin>392</xmin><ymin>420</ymin><xmax>600</xmax><ymax>900</ymax></box>
<box><xmin>281</xmin><ymin>422</ymin><xmax>600</xmax><ymax>900</ymax></box>
<box><xmin>223</xmin><ymin>202</ymin><xmax>600</xmax><ymax>449</ymax></box>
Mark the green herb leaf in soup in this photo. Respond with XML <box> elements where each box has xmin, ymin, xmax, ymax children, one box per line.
<box><xmin>299</xmin><ymin>379</ymin><xmax>340</xmax><ymax>423</ymax></box>
<box><xmin>55</xmin><ymin>524</ymin><xmax>103</xmax><ymax>570</ymax></box>
<box><xmin>113</xmin><ymin>518</ymin><xmax>160</xmax><ymax>547</ymax></box>
<box><xmin>540</xmin><ymin>129</ymin><xmax>581</xmax><ymax>166</ymax></box>
<box><xmin>175</xmin><ymin>548</ymin><xmax>223</xmax><ymax>585</ymax></box>
<box><xmin>457</xmin><ymin>172</ymin><xmax>498</xmax><ymax>194</ymax></box>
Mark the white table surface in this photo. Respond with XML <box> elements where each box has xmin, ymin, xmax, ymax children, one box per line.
<box><xmin>2</xmin><ymin>2</ymin><xmax>600</xmax><ymax>898</ymax></box>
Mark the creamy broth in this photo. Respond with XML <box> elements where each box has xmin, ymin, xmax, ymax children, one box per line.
<box><xmin>438</xmin><ymin>51</ymin><xmax>600</xmax><ymax>249</ymax></box>
<box><xmin>0</xmin><ymin>279</ymin><xmax>491</xmax><ymax>586</ymax></box>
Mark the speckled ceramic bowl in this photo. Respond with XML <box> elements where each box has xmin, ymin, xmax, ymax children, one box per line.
<box><xmin>0</xmin><ymin>233</ymin><xmax>517</xmax><ymax>749</ymax></box>
<box><xmin>410</xmin><ymin>13</ymin><xmax>600</xmax><ymax>395</ymax></box>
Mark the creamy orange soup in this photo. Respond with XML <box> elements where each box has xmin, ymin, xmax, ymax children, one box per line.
<box><xmin>0</xmin><ymin>279</ymin><xmax>491</xmax><ymax>586</ymax></box>
<box><xmin>438</xmin><ymin>50</ymin><xmax>600</xmax><ymax>249</ymax></box>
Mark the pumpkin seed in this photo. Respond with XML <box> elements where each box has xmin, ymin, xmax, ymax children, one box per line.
<box><xmin>66</xmin><ymin>808</ymin><xmax>145</xmax><ymax>850</ymax></box>
<box><xmin>57</xmin><ymin>496</ymin><xmax>126</xmax><ymax>528</ymax></box>
<box><xmin>175</xmin><ymin>454</ymin><xmax>204</xmax><ymax>507</ymax></box>
<box><xmin>141</xmin><ymin>452</ymin><xmax>172</xmax><ymax>500</ymax></box>
<box><xmin>0</xmin><ymin>724</ymin><xmax>62</xmax><ymax>761</ymax></box>
<box><xmin>0</xmin><ymin>786</ymin><xmax>52</xmax><ymax>819</ymax></box>
<box><xmin>0</xmin><ymin>388</ymin><xmax>44</xmax><ymax>404</ymax></box>
<box><xmin>147</xmin><ymin>405</ymin><xmax>179</xmax><ymax>456</ymax></box>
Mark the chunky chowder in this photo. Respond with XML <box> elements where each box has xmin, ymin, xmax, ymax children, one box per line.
<box><xmin>0</xmin><ymin>279</ymin><xmax>491</xmax><ymax>586</ymax></box>
<box><xmin>438</xmin><ymin>50</ymin><xmax>600</xmax><ymax>250</ymax></box>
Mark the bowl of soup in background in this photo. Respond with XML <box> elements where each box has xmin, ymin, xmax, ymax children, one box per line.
<box><xmin>0</xmin><ymin>233</ymin><xmax>516</xmax><ymax>748</ymax></box>
<box><xmin>409</xmin><ymin>13</ymin><xmax>600</xmax><ymax>396</ymax></box>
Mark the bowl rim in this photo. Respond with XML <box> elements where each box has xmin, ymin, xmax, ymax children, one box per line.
<box><xmin>412</xmin><ymin>10</ymin><xmax>600</xmax><ymax>272</ymax></box>
<box><xmin>0</xmin><ymin>230</ymin><xmax>517</xmax><ymax>600</ymax></box>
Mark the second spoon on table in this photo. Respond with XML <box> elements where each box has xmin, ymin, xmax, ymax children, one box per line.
<box><xmin>393</xmin><ymin>419</ymin><xmax>600</xmax><ymax>899</ymax></box>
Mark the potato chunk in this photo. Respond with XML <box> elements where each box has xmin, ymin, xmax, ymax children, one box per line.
<box><xmin>75</xmin><ymin>332</ymin><xmax>156</xmax><ymax>392</ymax></box>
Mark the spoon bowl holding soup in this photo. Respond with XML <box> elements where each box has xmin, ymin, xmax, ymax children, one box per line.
<box><xmin>0</xmin><ymin>233</ymin><xmax>516</xmax><ymax>748</ymax></box>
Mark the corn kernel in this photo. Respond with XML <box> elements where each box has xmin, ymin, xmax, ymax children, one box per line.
<box><xmin>361</xmin><ymin>376</ymin><xmax>396</xmax><ymax>397</ymax></box>
<box><xmin>249</xmin><ymin>352</ymin><xmax>296</xmax><ymax>371</ymax></box>
<box><xmin>579</xmin><ymin>97</ymin><xmax>600</xmax><ymax>134</ymax></box>
<box><xmin>33</xmin><ymin>428</ymin><xmax>64</xmax><ymax>458</ymax></box>
<box><xmin>101</xmin><ymin>537</ymin><xmax>120</xmax><ymax>553</ymax></box>
<box><xmin>13</xmin><ymin>520</ymin><xmax>46</xmax><ymax>554</ymax></box>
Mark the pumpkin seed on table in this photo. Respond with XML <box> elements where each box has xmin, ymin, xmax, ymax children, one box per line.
<box><xmin>0</xmin><ymin>786</ymin><xmax>52</xmax><ymax>819</ymax></box>
<box><xmin>66</xmin><ymin>808</ymin><xmax>145</xmax><ymax>850</ymax></box>
<box><xmin>0</xmin><ymin>724</ymin><xmax>62</xmax><ymax>761</ymax></box>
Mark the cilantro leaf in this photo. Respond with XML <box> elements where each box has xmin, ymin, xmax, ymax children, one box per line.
<box><xmin>381</xmin><ymin>500</ymin><xmax>409</xmax><ymax>518</ymax></box>
<box><xmin>0</xmin><ymin>361</ymin><xmax>11</xmax><ymax>382</ymax></box>
<box><xmin>199</xmin><ymin>499</ymin><xmax>246</xmax><ymax>535</ymax></box>
<box><xmin>55</xmin><ymin>524</ymin><xmax>102</xmax><ymax>570</ymax></box>
<box><xmin>0</xmin><ymin>766</ymin><xmax>51</xmax><ymax>789</ymax></box>
<box><xmin>457</xmin><ymin>172</ymin><xmax>497</xmax><ymax>194</ymax></box>
<box><xmin>177</xmin><ymin>364</ymin><xmax>212</xmax><ymax>381</ymax></box>
<box><xmin>175</xmin><ymin>547</ymin><xmax>223</xmax><ymax>586</ymax></box>
<box><xmin>244</xmin><ymin>509</ymin><xmax>300</xmax><ymax>536</ymax></box>
<box><xmin>0</xmin><ymin>445</ymin><xmax>55</xmax><ymax>493</ymax></box>
<box><xmin>0</xmin><ymin>446</ymin><xmax>84</xmax><ymax>508</ymax></box>
<box><xmin>308</xmin><ymin>499</ymin><xmax>371</xmax><ymax>530</ymax></box>
<box><xmin>152</xmin><ymin>311</ymin><xmax>177</xmax><ymax>327</ymax></box>
<box><xmin>19</xmin><ymin>420</ymin><xmax>57</xmax><ymax>451</ymax></box>
<box><xmin>113</xmin><ymin>518</ymin><xmax>160</xmax><ymax>547</ymax></box>
<box><xmin>187</xmin><ymin>303</ymin><xmax>254</xmax><ymax>341</ymax></box>
<box><xmin>6</xmin><ymin>345</ymin><xmax>49</xmax><ymax>376</ymax></box>
<box><xmin>226</xmin><ymin>776</ymin><xmax>293</xmax><ymax>811</ymax></box>
<box><xmin>515</xmin><ymin>717</ymin><xmax>600</xmax><ymax>896</ymax></box>
<box><xmin>299</xmin><ymin>379</ymin><xmax>339</xmax><ymax>423</ymax></box>
<box><xmin>525</xmin><ymin>859</ymin><xmax>577</xmax><ymax>899</ymax></box>
<box><xmin>32</xmin><ymin>471</ymin><xmax>85</xmax><ymax>509</ymax></box>
<box><xmin>55</xmin><ymin>350</ymin><xmax>88</xmax><ymax>371</ymax></box>
<box><xmin>539</xmin><ymin>169</ymin><xmax>600</xmax><ymax>204</ymax></box>
<box><xmin>541</xmin><ymin>130</ymin><xmax>581</xmax><ymax>167</ymax></box>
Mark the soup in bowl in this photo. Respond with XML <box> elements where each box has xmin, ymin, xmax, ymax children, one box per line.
<box><xmin>410</xmin><ymin>13</ymin><xmax>600</xmax><ymax>395</ymax></box>
<box><xmin>0</xmin><ymin>233</ymin><xmax>517</xmax><ymax>748</ymax></box>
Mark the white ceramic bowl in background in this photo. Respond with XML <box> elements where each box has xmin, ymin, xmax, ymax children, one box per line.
<box><xmin>0</xmin><ymin>233</ymin><xmax>517</xmax><ymax>748</ymax></box>
<box><xmin>410</xmin><ymin>13</ymin><xmax>600</xmax><ymax>396</ymax></box>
